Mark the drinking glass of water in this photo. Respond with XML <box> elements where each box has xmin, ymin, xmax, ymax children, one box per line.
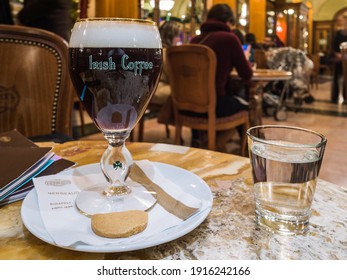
<box><xmin>247</xmin><ymin>125</ymin><xmax>327</xmax><ymax>235</ymax></box>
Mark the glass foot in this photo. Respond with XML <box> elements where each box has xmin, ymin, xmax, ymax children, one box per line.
<box><xmin>75</xmin><ymin>181</ymin><xmax>157</xmax><ymax>216</ymax></box>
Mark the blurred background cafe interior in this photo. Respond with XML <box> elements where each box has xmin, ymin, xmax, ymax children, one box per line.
<box><xmin>2</xmin><ymin>0</ymin><xmax>347</xmax><ymax>187</ymax></box>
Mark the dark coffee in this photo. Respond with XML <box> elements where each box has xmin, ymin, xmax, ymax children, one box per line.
<box><xmin>69</xmin><ymin>47</ymin><xmax>161</xmax><ymax>132</ymax></box>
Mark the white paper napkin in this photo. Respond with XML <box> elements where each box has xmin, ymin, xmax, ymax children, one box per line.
<box><xmin>33</xmin><ymin>160</ymin><xmax>203</xmax><ymax>247</ymax></box>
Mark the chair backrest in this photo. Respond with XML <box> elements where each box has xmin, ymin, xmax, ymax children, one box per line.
<box><xmin>166</xmin><ymin>44</ymin><xmax>217</xmax><ymax>118</ymax></box>
<box><xmin>0</xmin><ymin>24</ymin><xmax>75</xmax><ymax>138</ymax></box>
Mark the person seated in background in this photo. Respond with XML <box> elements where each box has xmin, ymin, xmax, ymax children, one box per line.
<box><xmin>154</xmin><ymin>21</ymin><xmax>182</xmax><ymax>129</ymax></box>
<box><xmin>229</xmin><ymin>19</ymin><xmax>245</xmax><ymax>45</ymax></box>
<box><xmin>262</xmin><ymin>36</ymin><xmax>276</xmax><ymax>50</ymax></box>
<box><xmin>157</xmin><ymin>20</ymin><xmax>181</xmax><ymax>100</ymax></box>
<box><xmin>245</xmin><ymin>33</ymin><xmax>263</xmax><ymax>49</ymax></box>
<box><xmin>262</xmin><ymin>35</ymin><xmax>285</xmax><ymax>50</ymax></box>
<box><xmin>232</xmin><ymin>28</ymin><xmax>245</xmax><ymax>45</ymax></box>
<box><xmin>160</xmin><ymin>20</ymin><xmax>182</xmax><ymax>48</ymax></box>
<box><xmin>189</xmin><ymin>3</ymin><xmax>253</xmax><ymax>149</ymax></box>
<box><xmin>153</xmin><ymin>21</ymin><xmax>181</xmax><ymax>106</ymax></box>
<box><xmin>245</xmin><ymin>32</ymin><xmax>264</xmax><ymax>63</ymax></box>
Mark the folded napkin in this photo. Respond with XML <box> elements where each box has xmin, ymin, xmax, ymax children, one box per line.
<box><xmin>130</xmin><ymin>161</ymin><xmax>200</xmax><ymax>220</ymax></box>
<box><xmin>33</xmin><ymin>160</ymin><xmax>203</xmax><ymax>247</ymax></box>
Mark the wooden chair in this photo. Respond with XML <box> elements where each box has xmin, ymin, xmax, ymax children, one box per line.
<box><xmin>166</xmin><ymin>44</ymin><xmax>249</xmax><ymax>155</ymax></box>
<box><xmin>341</xmin><ymin>42</ymin><xmax>347</xmax><ymax>107</ymax></box>
<box><xmin>0</xmin><ymin>24</ymin><xmax>76</xmax><ymax>139</ymax></box>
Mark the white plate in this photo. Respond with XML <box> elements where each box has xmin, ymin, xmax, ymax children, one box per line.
<box><xmin>21</xmin><ymin>162</ymin><xmax>213</xmax><ymax>253</ymax></box>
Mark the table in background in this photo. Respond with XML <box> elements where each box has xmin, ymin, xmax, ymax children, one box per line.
<box><xmin>231</xmin><ymin>69</ymin><xmax>292</xmax><ymax>126</ymax></box>
<box><xmin>1</xmin><ymin>140</ymin><xmax>346</xmax><ymax>260</ymax></box>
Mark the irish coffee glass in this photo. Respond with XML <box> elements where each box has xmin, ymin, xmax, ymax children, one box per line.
<box><xmin>69</xmin><ymin>18</ymin><xmax>162</xmax><ymax>215</ymax></box>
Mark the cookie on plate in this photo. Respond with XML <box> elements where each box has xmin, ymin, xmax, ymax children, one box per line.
<box><xmin>91</xmin><ymin>210</ymin><xmax>148</xmax><ymax>238</ymax></box>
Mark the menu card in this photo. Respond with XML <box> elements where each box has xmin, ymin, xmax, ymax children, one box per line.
<box><xmin>0</xmin><ymin>130</ymin><xmax>75</xmax><ymax>205</ymax></box>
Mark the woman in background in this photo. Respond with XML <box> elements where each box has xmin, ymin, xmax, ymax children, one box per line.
<box><xmin>157</xmin><ymin>21</ymin><xmax>182</xmax><ymax>90</ymax></box>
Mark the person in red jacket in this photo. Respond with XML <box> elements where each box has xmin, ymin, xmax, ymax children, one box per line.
<box><xmin>189</xmin><ymin>3</ymin><xmax>253</xmax><ymax>148</ymax></box>
<box><xmin>190</xmin><ymin>3</ymin><xmax>253</xmax><ymax>118</ymax></box>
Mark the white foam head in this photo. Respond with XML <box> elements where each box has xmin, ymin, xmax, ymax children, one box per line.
<box><xmin>69</xmin><ymin>18</ymin><xmax>162</xmax><ymax>48</ymax></box>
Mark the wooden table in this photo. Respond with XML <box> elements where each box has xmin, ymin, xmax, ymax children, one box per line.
<box><xmin>231</xmin><ymin>69</ymin><xmax>292</xmax><ymax>126</ymax></box>
<box><xmin>250</xmin><ymin>69</ymin><xmax>293</xmax><ymax>81</ymax></box>
<box><xmin>1</xmin><ymin>140</ymin><xmax>346</xmax><ymax>260</ymax></box>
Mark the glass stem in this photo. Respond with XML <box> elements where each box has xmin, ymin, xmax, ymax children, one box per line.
<box><xmin>100</xmin><ymin>138</ymin><xmax>133</xmax><ymax>197</ymax></box>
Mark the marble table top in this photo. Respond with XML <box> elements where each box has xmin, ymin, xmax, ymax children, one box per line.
<box><xmin>1</xmin><ymin>140</ymin><xmax>346</xmax><ymax>260</ymax></box>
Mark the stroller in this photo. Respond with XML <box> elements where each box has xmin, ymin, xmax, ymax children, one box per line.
<box><xmin>263</xmin><ymin>47</ymin><xmax>314</xmax><ymax>121</ymax></box>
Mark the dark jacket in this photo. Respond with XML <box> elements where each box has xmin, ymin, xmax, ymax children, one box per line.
<box><xmin>190</xmin><ymin>19</ymin><xmax>253</xmax><ymax>97</ymax></box>
<box><xmin>0</xmin><ymin>0</ymin><xmax>14</xmax><ymax>24</ymax></box>
<box><xmin>17</xmin><ymin>0</ymin><xmax>72</xmax><ymax>41</ymax></box>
